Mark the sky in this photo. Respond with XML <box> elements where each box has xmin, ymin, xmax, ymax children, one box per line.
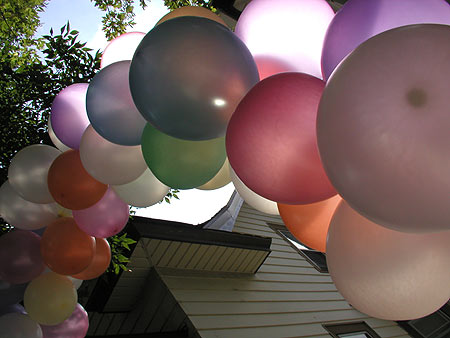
<box><xmin>37</xmin><ymin>0</ymin><xmax>235</xmax><ymax>225</ymax></box>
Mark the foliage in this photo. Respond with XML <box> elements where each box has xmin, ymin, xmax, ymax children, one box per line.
<box><xmin>89</xmin><ymin>0</ymin><xmax>148</xmax><ymax>40</ymax></box>
<box><xmin>90</xmin><ymin>0</ymin><xmax>216</xmax><ymax>40</ymax></box>
<box><xmin>0</xmin><ymin>23</ymin><xmax>100</xmax><ymax>185</ymax></box>
<box><xmin>0</xmin><ymin>0</ymin><xmax>47</xmax><ymax>65</ymax></box>
<box><xmin>163</xmin><ymin>189</ymin><xmax>180</xmax><ymax>204</ymax></box>
<box><xmin>107</xmin><ymin>232</ymin><xmax>137</xmax><ymax>274</ymax></box>
<box><xmin>162</xmin><ymin>0</ymin><xmax>215</xmax><ymax>11</ymax></box>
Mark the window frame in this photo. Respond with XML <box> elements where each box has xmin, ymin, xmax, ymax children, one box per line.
<box><xmin>268</xmin><ymin>222</ymin><xmax>328</xmax><ymax>273</ymax></box>
<box><xmin>322</xmin><ymin>321</ymin><xmax>381</xmax><ymax>338</ymax></box>
<box><xmin>397</xmin><ymin>302</ymin><xmax>450</xmax><ymax>338</ymax></box>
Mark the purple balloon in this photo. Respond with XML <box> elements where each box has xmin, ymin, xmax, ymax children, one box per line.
<box><xmin>50</xmin><ymin>83</ymin><xmax>90</xmax><ymax>149</ymax></box>
<box><xmin>321</xmin><ymin>0</ymin><xmax>450</xmax><ymax>80</ymax></box>
<box><xmin>0</xmin><ymin>230</ymin><xmax>45</xmax><ymax>284</ymax></box>
<box><xmin>40</xmin><ymin>304</ymin><xmax>89</xmax><ymax>338</ymax></box>
<box><xmin>73</xmin><ymin>187</ymin><xmax>129</xmax><ymax>238</ymax></box>
<box><xmin>0</xmin><ymin>280</ymin><xmax>27</xmax><ymax>307</ymax></box>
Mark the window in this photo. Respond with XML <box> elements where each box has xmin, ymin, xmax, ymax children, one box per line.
<box><xmin>323</xmin><ymin>322</ymin><xmax>381</xmax><ymax>338</ymax></box>
<box><xmin>268</xmin><ymin>223</ymin><xmax>328</xmax><ymax>273</ymax></box>
<box><xmin>397</xmin><ymin>302</ymin><xmax>450</xmax><ymax>338</ymax></box>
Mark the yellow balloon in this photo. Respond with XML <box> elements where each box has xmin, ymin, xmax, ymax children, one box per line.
<box><xmin>24</xmin><ymin>272</ymin><xmax>77</xmax><ymax>325</ymax></box>
<box><xmin>197</xmin><ymin>158</ymin><xmax>231</xmax><ymax>190</ymax></box>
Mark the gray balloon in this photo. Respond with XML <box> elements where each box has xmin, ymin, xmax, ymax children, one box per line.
<box><xmin>87</xmin><ymin>60</ymin><xmax>147</xmax><ymax>146</ymax></box>
<box><xmin>129</xmin><ymin>16</ymin><xmax>259</xmax><ymax>140</ymax></box>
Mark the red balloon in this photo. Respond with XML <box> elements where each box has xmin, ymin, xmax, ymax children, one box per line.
<box><xmin>71</xmin><ymin>238</ymin><xmax>111</xmax><ymax>280</ymax></box>
<box><xmin>41</xmin><ymin>217</ymin><xmax>95</xmax><ymax>275</ymax></box>
<box><xmin>47</xmin><ymin>150</ymin><xmax>107</xmax><ymax>210</ymax></box>
<box><xmin>226</xmin><ymin>72</ymin><xmax>336</xmax><ymax>204</ymax></box>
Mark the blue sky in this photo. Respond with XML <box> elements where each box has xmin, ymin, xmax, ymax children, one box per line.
<box><xmin>37</xmin><ymin>0</ymin><xmax>235</xmax><ymax>224</ymax></box>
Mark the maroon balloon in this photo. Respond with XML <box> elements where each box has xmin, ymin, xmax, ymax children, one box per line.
<box><xmin>0</xmin><ymin>230</ymin><xmax>45</xmax><ymax>284</ymax></box>
<box><xmin>40</xmin><ymin>303</ymin><xmax>89</xmax><ymax>338</ymax></box>
<box><xmin>226</xmin><ymin>72</ymin><xmax>336</xmax><ymax>204</ymax></box>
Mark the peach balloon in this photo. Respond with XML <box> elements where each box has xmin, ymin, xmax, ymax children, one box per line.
<box><xmin>327</xmin><ymin>201</ymin><xmax>450</xmax><ymax>320</ymax></box>
<box><xmin>41</xmin><ymin>217</ymin><xmax>96</xmax><ymax>275</ymax></box>
<box><xmin>156</xmin><ymin>6</ymin><xmax>227</xmax><ymax>27</ymax></box>
<box><xmin>278</xmin><ymin>195</ymin><xmax>341</xmax><ymax>252</ymax></box>
<box><xmin>47</xmin><ymin>150</ymin><xmax>108</xmax><ymax>210</ymax></box>
<box><xmin>72</xmin><ymin>238</ymin><xmax>111</xmax><ymax>280</ymax></box>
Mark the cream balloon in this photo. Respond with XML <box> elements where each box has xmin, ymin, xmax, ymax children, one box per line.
<box><xmin>197</xmin><ymin>158</ymin><xmax>231</xmax><ymax>190</ymax></box>
<box><xmin>100</xmin><ymin>32</ymin><xmax>145</xmax><ymax>69</ymax></box>
<box><xmin>230</xmin><ymin>167</ymin><xmax>279</xmax><ymax>215</ymax></box>
<box><xmin>48</xmin><ymin>119</ymin><xmax>71</xmax><ymax>152</ymax></box>
<box><xmin>24</xmin><ymin>272</ymin><xmax>77</xmax><ymax>326</ymax></box>
<box><xmin>79</xmin><ymin>125</ymin><xmax>147</xmax><ymax>185</ymax></box>
<box><xmin>156</xmin><ymin>6</ymin><xmax>227</xmax><ymax>27</ymax></box>
<box><xmin>112</xmin><ymin>168</ymin><xmax>169</xmax><ymax>207</ymax></box>
<box><xmin>8</xmin><ymin>144</ymin><xmax>61</xmax><ymax>204</ymax></box>
<box><xmin>327</xmin><ymin>201</ymin><xmax>450</xmax><ymax>320</ymax></box>
<box><xmin>0</xmin><ymin>181</ymin><xmax>59</xmax><ymax>230</ymax></box>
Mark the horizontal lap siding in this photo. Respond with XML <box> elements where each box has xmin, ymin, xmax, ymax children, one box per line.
<box><xmin>159</xmin><ymin>203</ymin><xmax>407</xmax><ymax>338</ymax></box>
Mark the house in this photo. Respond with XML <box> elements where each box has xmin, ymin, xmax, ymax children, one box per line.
<box><xmin>79</xmin><ymin>191</ymin><xmax>449</xmax><ymax>338</ymax></box>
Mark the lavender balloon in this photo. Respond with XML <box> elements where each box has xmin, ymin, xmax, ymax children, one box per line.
<box><xmin>0</xmin><ymin>303</ymin><xmax>25</xmax><ymax>317</ymax></box>
<box><xmin>73</xmin><ymin>188</ymin><xmax>129</xmax><ymax>238</ymax></box>
<box><xmin>40</xmin><ymin>304</ymin><xmax>88</xmax><ymax>338</ymax></box>
<box><xmin>50</xmin><ymin>84</ymin><xmax>90</xmax><ymax>149</ymax></box>
<box><xmin>0</xmin><ymin>230</ymin><xmax>45</xmax><ymax>284</ymax></box>
<box><xmin>321</xmin><ymin>0</ymin><xmax>450</xmax><ymax>80</ymax></box>
<box><xmin>86</xmin><ymin>61</ymin><xmax>146</xmax><ymax>146</ymax></box>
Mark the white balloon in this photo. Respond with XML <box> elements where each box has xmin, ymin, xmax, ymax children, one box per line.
<box><xmin>197</xmin><ymin>158</ymin><xmax>231</xmax><ymax>190</ymax></box>
<box><xmin>112</xmin><ymin>168</ymin><xmax>169</xmax><ymax>207</ymax></box>
<box><xmin>8</xmin><ymin>145</ymin><xmax>61</xmax><ymax>204</ymax></box>
<box><xmin>67</xmin><ymin>276</ymin><xmax>83</xmax><ymax>290</ymax></box>
<box><xmin>230</xmin><ymin>167</ymin><xmax>279</xmax><ymax>215</ymax></box>
<box><xmin>100</xmin><ymin>32</ymin><xmax>145</xmax><ymax>69</ymax></box>
<box><xmin>79</xmin><ymin>125</ymin><xmax>147</xmax><ymax>185</ymax></box>
<box><xmin>48</xmin><ymin>119</ymin><xmax>71</xmax><ymax>152</ymax></box>
<box><xmin>327</xmin><ymin>201</ymin><xmax>450</xmax><ymax>320</ymax></box>
<box><xmin>0</xmin><ymin>313</ymin><xmax>43</xmax><ymax>338</ymax></box>
<box><xmin>0</xmin><ymin>181</ymin><xmax>59</xmax><ymax>230</ymax></box>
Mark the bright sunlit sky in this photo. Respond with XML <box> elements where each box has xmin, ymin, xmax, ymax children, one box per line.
<box><xmin>37</xmin><ymin>0</ymin><xmax>235</xmax><ymax>225</ymax></box>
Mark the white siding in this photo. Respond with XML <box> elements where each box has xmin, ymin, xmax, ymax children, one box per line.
<box><xmin>159</xmin><ymin>203</ymin><xmax>409</xmax><ymax>338</ymax></box>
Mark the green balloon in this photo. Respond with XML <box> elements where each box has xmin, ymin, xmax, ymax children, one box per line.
<box><xmin>141</xmin><ymin>124</ymin><xmax>226</xmax><ymax>189</ymax></box>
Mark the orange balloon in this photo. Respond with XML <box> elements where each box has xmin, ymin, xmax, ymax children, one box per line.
<box><xmin>72</xmin><ymin>238</ymin><xmax>111</xmax><ymax>280</ymax></box>
<box><xmin>41</xmin><ymin>217</ymin><xmax>96</xmax><ymax>275</ymax></box>
<box><xmin>277</xmin><ymin>195</ymin><xmax>341</xmax><ymax>252</ymax></box>
<box><xmin>156</xmin><ymin>6</ymin><xmax>227</xmax><ymax>27</ymax></box>
<box><xmin>47</xmin><ymin>150</ymin><xmax>107</xmax><ymax>210</ymax></box>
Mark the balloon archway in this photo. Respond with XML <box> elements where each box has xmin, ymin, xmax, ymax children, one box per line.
<box><xmin>1</xmin><ymin>1</ymin><xmax>450</xmax><ymax>334</ymax></box>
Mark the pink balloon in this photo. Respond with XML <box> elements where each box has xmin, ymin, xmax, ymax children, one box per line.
<box><xmin>100</xmin><ymin>32</ymin><xmax>145</xmax><ymax>69</ymax></box>
<box><xmin>327</xmin><ymin>201</ymin><xmax>450</xmax><ymax>320</ymax></box>
<box><xmin>40</xmin><ymin>303</ymin><xmax>89</xmax><ymax>338</ymax></box>
<box><xmin>0</xmin><ymin>230</ymin><xmax>45</xmax><ymax>284</ymax></box>
<box><xmin>317</xmin><ymin>24</ymin><xmax>450</xmax><ymax>232</ymax></box>
<box><xmin>50</xmin><ymin>84</ymin><xmax>90</xmax><ymax>149</ymax></box>
<box><xmin>227</xmin><ymin>72</ymin><xmax>336</xmax><ymax>204</ymax></box>
<box><xmin>73</xmin><ymin>188</ymin><xmax>129</xmax><ymax>238</ymax></box>
<box><xmin>235</xmin><ymin>0</ymin><xmax>334</xmax><ymax>79</ymax></box>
